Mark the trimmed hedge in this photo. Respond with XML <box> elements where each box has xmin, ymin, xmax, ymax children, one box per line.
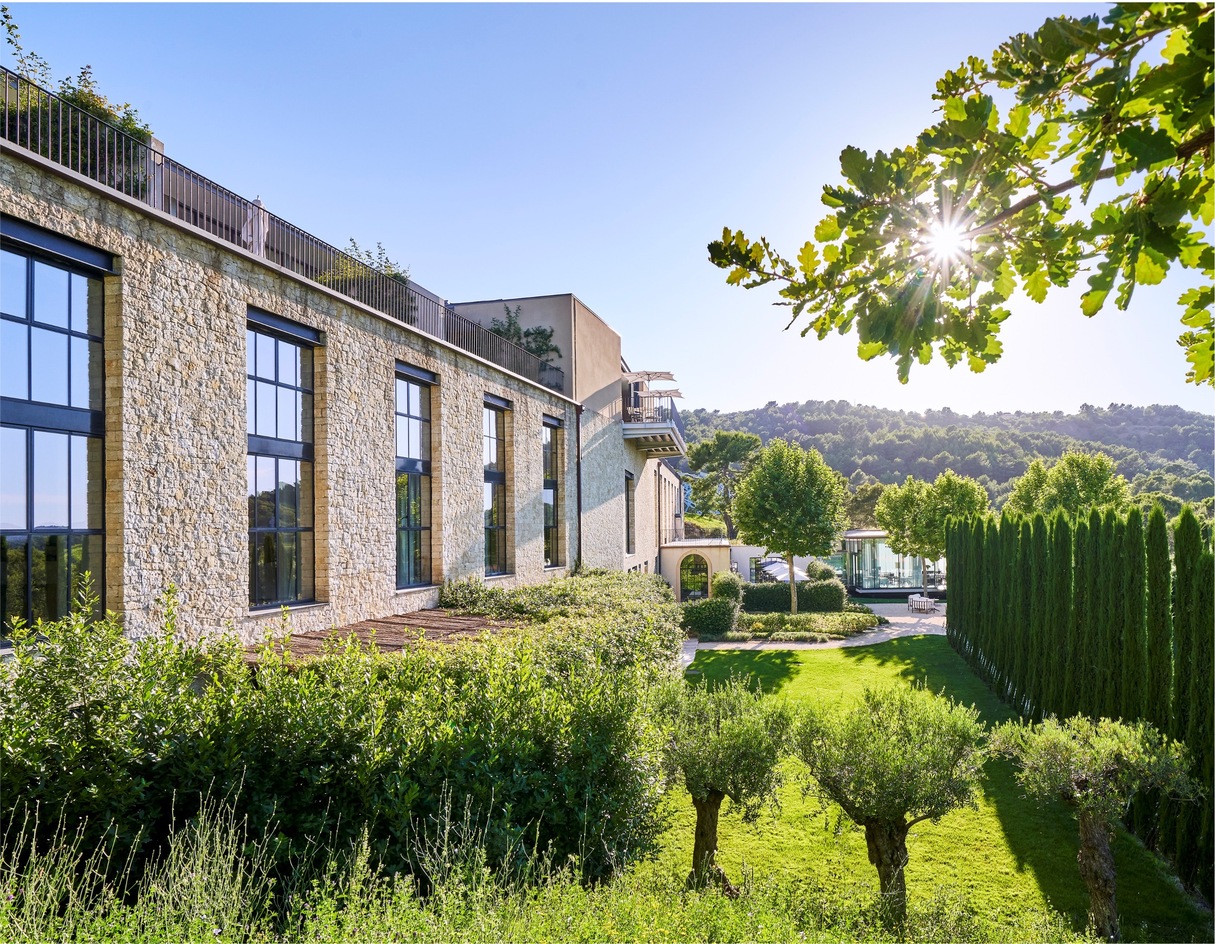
<box><xmin>741</xmin><ymin>578</ymin><xmax>847</xmax><ymax>614</ymax></box>
<box><xmin>681</xmin><ymin>597</ymin><xmax>738</xmax><ymax>637</ymax></box>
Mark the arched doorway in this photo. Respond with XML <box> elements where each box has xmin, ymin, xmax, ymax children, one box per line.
<box><xmin>679</xmin><ymin>554</ymin><xmax>709</xmax><ymax>602</ymax></box>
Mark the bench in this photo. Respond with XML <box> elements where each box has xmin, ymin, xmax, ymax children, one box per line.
<box><xmin>908</xmin><ymin>594</ymin><xmax>938</xmax><ymax>613</ymax></box>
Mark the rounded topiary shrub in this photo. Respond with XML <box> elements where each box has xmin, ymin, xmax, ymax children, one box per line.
<box><xmin>681</xmin><ymin>597</ymin><xmax>738</xmax><ymax>638</ymax></box>
<box><xmin>801</xmin><ymin>578</ymin><xmax>846</xmax><ymax>612</ymax></box>
<box><xmin>710</xmin><ymin>570</ymin><xmax>744</xmax><ymax>603</ymax></box>
<box><xmin>804</xmin><ymin>560</ymin><xmax>839</xmax><ymax>582</ymax></box>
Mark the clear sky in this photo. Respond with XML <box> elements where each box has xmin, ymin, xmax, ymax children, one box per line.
<box><xmin>9</xmin><ymin>2</ymin><xmax>1213</xmax><ymax>417</ymax></box>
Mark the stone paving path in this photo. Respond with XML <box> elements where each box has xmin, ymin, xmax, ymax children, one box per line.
<box><xmin>679</xmin><ymin>603</ymin><xmax>947</xmax><ymax>669</ymax></box>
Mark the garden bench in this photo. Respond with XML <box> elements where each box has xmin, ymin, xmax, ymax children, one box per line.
<box><xmin>908</xmin><ymin>594</ymin><xmax>937</xmax><ymax>613</ymax></box>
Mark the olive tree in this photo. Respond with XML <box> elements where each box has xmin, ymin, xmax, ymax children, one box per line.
<box><xmin>792</xmin><ymin>686</ymin><xmax>986</xmax><ymax>923</ymax></box>
<box><xmin>733</xmin><ymin>439</ymin><xmax>847</xmax><ymax>614</ymax></box>
<box><xmin>658</xmin><ymin>675</ymin><xmax>790</xmax><ymax>895</ymax></box>
<box><xmin>991</xmin><ymin>716</ymin><xmax>1194</xmax><ymax>942</ymax></box>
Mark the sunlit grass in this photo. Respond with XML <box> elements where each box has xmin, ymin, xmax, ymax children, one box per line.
<box><xmin>644</xmin><ymin>637</ymin><xmax>1211</xmax><ymax>944</ymax></box>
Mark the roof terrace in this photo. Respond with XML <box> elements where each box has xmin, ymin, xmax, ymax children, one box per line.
<box><xmin>1</xmin><ymin>66</ymin><xmax>564</xmax><ymax>394</ymax></box>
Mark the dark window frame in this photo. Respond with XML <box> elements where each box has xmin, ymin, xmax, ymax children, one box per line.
<box><xmin>542</xmin><ymin>418</ymin><xmax>561</xmax><ymax>568</ymax></box>
<box><xmin>395</xmin><ymin>369</ymin><xmax>433</xmax><ymax>589</ymax></box>
<box><xmin>625</xmin><ymin>471</ymin><xmax>636</xmax><ymax>556</ymax></box>
<box><xmin>483</xmin><ymin>402</ymin><xmax>509</xmax><ymax>576</ymax></box>
<box><xmin>247</xmin><ymin>321</ymin><xmax>315</xmax><ymax>609</ymax></box>
<box><xmin>0</xmin><ymin>239</ymin><xmax>105</xmax><ymax>629</ymax></box>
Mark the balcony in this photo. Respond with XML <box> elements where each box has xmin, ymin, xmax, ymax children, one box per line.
<box><xmin>0</xmin><ymin>67</ymin><xmax>564</xmax><ymax>394</ymax></box>
<box><xmin>622</xmin><ymin>393</ymin><xmax>686</xmax><ymax>458</ymax></box>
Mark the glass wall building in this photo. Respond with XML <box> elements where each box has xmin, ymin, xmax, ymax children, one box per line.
<box><xmin>842</xmin><ymin>529</ymin><xmax>945</xmax><ymax>592</ymax></box>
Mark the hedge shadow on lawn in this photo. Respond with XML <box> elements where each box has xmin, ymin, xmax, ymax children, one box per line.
<box><xmin>684</xmin><ymin>649</ymin><xmax>801</xmax><ymax>695</ymax></box>
<box><xmin>838</xmin><ymin>637</ymin><xmax>1211</xmax><ymax>942</ymax></box>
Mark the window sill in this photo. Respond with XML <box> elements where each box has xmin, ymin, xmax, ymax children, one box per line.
<box><xmin>544</xmin><ymin>564</ymin><xmax>566</xmax><ymax>571</ymax></box>
<box><xmin>394</xmin><ymin>585</ymin><xmax>438</xmax><ymax>597</ymax></box>
<box><xmin>246</xmin><ymin>601</ymin><xmax>328</xmax><ymax>619</ymax></box>
<box><xmin>484</xmin><ymin>573</ymin><xmax>515</xmax><ymax>581</ymax></box>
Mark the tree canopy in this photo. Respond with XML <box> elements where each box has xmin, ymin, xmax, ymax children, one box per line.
<box><xmin>686</xmin><ymin>431</ymin><xmax>761</xmax><ymax>539</ymax></box>
<box><xmin>732</xmin><ymin>439</ymin><xmax>847</xmax><ymax>613</ymax></box>
<box><xmin>708</xmin><ymin>3</ymin><xmax>1213</xmax><ymax>386</ymax></box>
<box><xmin>1003</xmin><ymin>450</ymin><xmax>1131</xmax><ymax>517</ymax></box>
<box><xmin>875</xmin><ymin>471</ymin><xmax>989</xmax><ymax>586</ymax></box>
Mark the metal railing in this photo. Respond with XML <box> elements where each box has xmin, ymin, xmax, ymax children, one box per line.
<box><xmin>622</xmin><ymin>393</ymin><xmax>682</xmax><ymax>428</ymax></box>
<box><xmin>1</xmin><ymin>67</ymin><xmax>565</xmax><ymax>393</ymax></box>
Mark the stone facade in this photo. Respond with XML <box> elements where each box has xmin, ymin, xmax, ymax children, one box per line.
<box><xmin>2</xmin><ymin>152</ymin><xmax>584</xmax><ymax>643</ymax></box>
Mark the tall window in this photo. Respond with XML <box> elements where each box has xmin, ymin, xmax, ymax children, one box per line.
<box><xmin>1</xmin><ymin>245</ymin><xmax>105</xmax><ymax>626</ymax></box>
<box><xmin>624</xmin><ymin>471</ymin><xmax>636</xmax><ymax>555</ymax></box>
<box><xmin>246</xmin><ymin>317</ymin><xmax>314</xmax><ymax>607</ymax></box>
<box><xmin>483</xmin><ymin>399</ymin><xmax>508</xmax><ymax>575</ymax></box>
<box><xmin>395</xmin><ymin>367</ymin><xmax>432</xmax><ymax>587</ymax></box>
<box><xmin>542</xmin><ymin>417</ymin><xmax>562</xmax><ymax>567</ymax></box>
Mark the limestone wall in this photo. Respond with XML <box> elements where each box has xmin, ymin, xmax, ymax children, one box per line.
<box><xmin>1</xmin><ymin>153</ymin><xmax>579</xmax><ymax>643</ymax></box>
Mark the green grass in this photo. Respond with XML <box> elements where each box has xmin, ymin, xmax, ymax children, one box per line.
<box><xmin>651</xmin><ymin>636</ymin><xmax>1211</xmax><ymax>943</ymax></box>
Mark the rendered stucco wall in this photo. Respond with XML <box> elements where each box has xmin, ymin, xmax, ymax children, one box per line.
<box><xmin>1</xmin><ymin>153</ymin><xmax>579</xmax><ymax>644</ymax></box>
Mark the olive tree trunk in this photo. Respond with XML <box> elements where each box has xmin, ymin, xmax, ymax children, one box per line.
<box><xmin>689</xmin><ymin>790</ymin><xmax>738</xmax><ymax>896</ymax></box>
<box><xmin>788</xmin><ymin>552</ymin><xmax>798</xmax><ymax>614</ymax></box>
<box><xmin>1077</xmin><ymin>809</ymin><xmax>1120</xmax><ymax>941</ymax></box>
<box><xmin>864</xmin><ymin>819</ymin><xmax>910</xmax><ymax>924</ymax></box>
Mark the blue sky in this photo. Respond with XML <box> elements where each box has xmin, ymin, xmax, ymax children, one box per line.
<box><xmin>9</xmin><ymin>2</ymin><xmax>1212</xmax><ymax>416</ymax></box>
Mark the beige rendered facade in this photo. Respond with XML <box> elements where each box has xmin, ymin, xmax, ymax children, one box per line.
<box><xmin>0</xmin><ymin>112</ymin><xmax>684</xmax><ymax>642</ymax></box>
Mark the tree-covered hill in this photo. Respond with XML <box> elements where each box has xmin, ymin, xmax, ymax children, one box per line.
<box><xmin>682</xmin><ymin>401</ymin><xmax>1213</xmax><ymax>511</ymax></box>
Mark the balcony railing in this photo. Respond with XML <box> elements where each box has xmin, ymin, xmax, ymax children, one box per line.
<box><xmin>622</xmin><ymin>394</ymin><xmax>682</xmax><ymax>428</ymax></box>
<box><xmin>1</xmin><ymin>67</ymin><xmax>564</xmax><ymax>394</ymax></box>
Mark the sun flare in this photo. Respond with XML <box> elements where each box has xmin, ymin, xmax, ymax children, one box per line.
<box><xmin>924</xmin><ymin>221</ymin><xmax>968</xmax><ymax>262</ymax></box>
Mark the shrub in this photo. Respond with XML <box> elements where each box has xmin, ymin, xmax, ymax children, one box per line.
<box><xmin>1</xmin><ymin>581</ymin><xmax>670</xmax><ymax>894</ymax></box>
<box><xmin>681</xmin><ymin>598</ymin><xmax>738</xmax><ymax>638</ymax></box>
<box><xmin>709</xmin><ymin>570</ymin><xmax>744</xmax><ymax>603</ymax></box>
<box><xmin>804</xmin><ymin>560</ymin><xmax>840</xmax><ymax>581</ymax></box>
<box><xmin>736</xmin><ymin>611</ymin><xmax>877</xmax><ymax>638</ymax></box>
<box><xmin>741</xmin><ymin>578</ymin><xmax>846</xmax><ymax>614</ymax></box>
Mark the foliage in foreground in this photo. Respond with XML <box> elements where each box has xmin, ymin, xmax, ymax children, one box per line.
<box><xmin>0</xmin><ymin>796</ymin><xmax>1091</xmax><ymax>944</ymax></box>
<box><xmin>1</xmin><ymin>573</ymin><xmax>678</xmax><ymax>892</ymax></box>
<box><xmin>710</xmin><ymin>3</ymin><xmax>1213</xmax><ymax>385</ymax></box>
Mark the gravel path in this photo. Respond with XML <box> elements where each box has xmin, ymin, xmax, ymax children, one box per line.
<box><xmin>680</xmin><ymin>603</ymin><xmax>946</xmax><ymax>669</ymax></box>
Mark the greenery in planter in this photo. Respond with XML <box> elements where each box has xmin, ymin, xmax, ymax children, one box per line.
<box><xmin>489</xmin><ymin>305</ymin><xmax>562</xmax><ymax>364</ymax></box>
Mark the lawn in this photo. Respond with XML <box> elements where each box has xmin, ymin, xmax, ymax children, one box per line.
<box><xmin>642</xmin><ymin>636</ymin><xmax>1211</xmax><ymax>943</ymax></box>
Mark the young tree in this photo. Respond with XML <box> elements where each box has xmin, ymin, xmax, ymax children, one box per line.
<box><xmin>992</xmin><ymin>717</ymin><xmax>1195</xmax><ymax>942</ymax></box>
<box><xmin>709</xmin><ymin>4</ymin><xmax>1213</xmax><ymax>386</ymax></box>
<box><xmin>686</xmin><ymin>431</ymin><xmax>762</xmax><ymax>539</ymax></box>
<box><xmin>733</xmin><ymin>439</ymin><xmax>847</xmax><ymax>614</ymax></box>
<box><xmin>876</xmin><ymin>470</ymin><xmax>989</xmax><ymax>592</ymax></box>
<box><xmin>791</xmin><ymin>686</ymin><xmax>986</xmax><ymax>924</ymax></box>
<box><xmin>658</xmin><ymin>676</ymin><xmax>790</xmax><ymax>894</ymax></box>
<box><xmin>1004</xmin><ymin>452</ymin><xmax>1131</xmax><ymax>518</ymax></box>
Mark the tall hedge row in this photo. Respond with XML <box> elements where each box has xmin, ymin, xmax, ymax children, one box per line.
<box><xmin>945</xmin><ymin>505</ymin><xmax>1213</xmax><ymax>899</ymax></box>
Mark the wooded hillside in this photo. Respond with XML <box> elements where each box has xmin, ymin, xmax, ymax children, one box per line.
<box><xmin>682</xmin><ymin>401</ymin><xmax>1213</xmax><ymax>512</ymax></box>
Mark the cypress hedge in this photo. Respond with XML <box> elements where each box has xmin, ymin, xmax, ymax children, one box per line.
<box><xmin>945</xmin><ymin>504</ymin><xmax>1211</xmax><ymax>900</ymax></box>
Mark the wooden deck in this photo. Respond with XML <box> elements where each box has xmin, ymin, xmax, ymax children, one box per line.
<box><xmin>245</xmin><ymin>609</ymin><xmax>507</xmax><ymax>661</ymax></box>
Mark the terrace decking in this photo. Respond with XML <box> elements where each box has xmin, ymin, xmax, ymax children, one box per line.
<box><xmin>244</xmin><ymin>609</ymin><xmax>507</xmax><ymax>662</ymax></box>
